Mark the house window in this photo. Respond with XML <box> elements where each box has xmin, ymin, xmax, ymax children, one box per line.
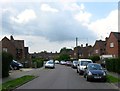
<box><xmin>3</xmin><ymin>48</ymin><xmax>7</xmax><ymax>52</ymax></box>
<box><xmin>110</xmin><ymin>42</ymin><xmax>114</xmax><ymax>48</ymax></box>
<box><xmin>95</xmin><ymin>50</ymin><xmax>98</xmax><ymax>53</ymax></box>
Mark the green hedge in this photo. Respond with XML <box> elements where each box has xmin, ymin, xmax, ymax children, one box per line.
<box><xmin>32</xmin><ymin>58</ymin><xmax>44</xmax><ymax>68</ymax></box>
<box><xmin>89</xmin><ymin>56</ymin><xmax>100</xmax><ymax>63</ymax></box>
<box><xmin>106</xmin><ymin>58</ymin><xmax>120</xmax><ymax>74</ymax></box>
<box><xmin>2</xmin><ymin>52</ymin><xmax>13</xmax><ymax>77</ymax></box>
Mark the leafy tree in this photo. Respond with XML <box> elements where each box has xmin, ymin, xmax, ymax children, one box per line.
<box><xmin>89</xmin><ymin>55</ymin><xmax>100</xmax><ymax>63</ymax></box>
<box><xmin>2</xmin><ymin>52</ymin><xmax>13</xmax><ymax>77</ymax></box>
<box><xmin>58</xmin><ymin>54</ymin><xmax>70</xmax><ymax>61</ymax></box>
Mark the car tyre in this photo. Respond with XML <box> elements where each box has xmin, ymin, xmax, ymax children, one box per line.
<box><xmin>77</xmin><ymin>69</ymin><xmax>79</xmax><ymax>73</ymax></box>
<box><xmin>86</xmin><ymin>75</ymin><xmax>90</xmax><ymax>81</ymax></box>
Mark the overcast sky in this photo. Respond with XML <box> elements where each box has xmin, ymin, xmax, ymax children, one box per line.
<box><xmin>0</xmin><ymin>0</ymin><xmax>118</xmax><ymax>53</ymax></box>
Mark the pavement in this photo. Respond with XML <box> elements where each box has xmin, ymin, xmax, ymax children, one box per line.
<box><xmin>2</xmin><ymin>67</ymin><xmax>44</xmax><ymax>83</ymax></box>
<box><xmin>107</xmin><ymin>71</ymin><xmax>120</xmax><ymax>90</ymax></box>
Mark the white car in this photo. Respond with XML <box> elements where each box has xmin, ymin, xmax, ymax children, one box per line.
<box><xmin>60</xmin><ymin>61</ymin><xmax>66</xmax><ymax>65</ymax></box>
<box><xmin>77</xmin><ymin>59</ymin><xmax>93</xmax><ymax>75</ymax></box>
<box><xmin>45</xmin><ymin>61</ymin><xmax>55</xmax><ymax>69</ymax></box>
<box><xmin>55</xmin><ymin>60</ymin><xmax>59</xmax><ymax>64</ymax></box>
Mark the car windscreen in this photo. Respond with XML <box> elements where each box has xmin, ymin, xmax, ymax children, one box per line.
<box><xmin>88</xmin><ymin>64</ymin><xmax>102</xmax><ymax>70</ymax></box>
<box><xmin>47</xmin><ymin>61</ymin><xmax>54</xmax><ymax>64</ymax></box>
<box><xmin>73</xmin><ymin>61</ymin><xmax>78</xmax><ymax>64</ymax></box>
<box><xmin>81</xmin><ymin>61</ymin><xmax>92</xmax><ymax>66</ymax></box>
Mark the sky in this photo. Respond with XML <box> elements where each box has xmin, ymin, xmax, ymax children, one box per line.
<box><xmin>0</xmin><ymin>0</ymin><xmax>119</xmax><ymax>53</ymax></box>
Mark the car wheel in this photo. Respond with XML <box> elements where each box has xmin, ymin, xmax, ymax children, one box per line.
<box><xmin>101</xmin><ymin>79</ymin><xmax>106</xmax><ymax>82</ymax></box>
<box><xmin>79</xmin><ymin>70</ymin><xmax>82</xmax><ymax>75</ymax></box>
<box><xmin>86</xmin><ymin>75</ymin><xmax>89</xmax><ymax>81</ymax></box>
<box><xmin>77</xmin><ymin>69</ymin><xmax>79</xmax><ymax>73</ymax></box>
<box><xmin>14</xmin><ymin>66</ymin><xmax>17</xmax><ymax>70</ymax></box>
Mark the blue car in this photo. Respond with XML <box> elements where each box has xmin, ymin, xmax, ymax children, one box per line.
<box><xmin>84</xmin><ymin>63</ymin><xmax>107</xmax><ymax>82</ymax></box>
<box><xmin>10</xmin><ymin>60</ymin><xmax>23</xmax><ymax>70</ymax></box>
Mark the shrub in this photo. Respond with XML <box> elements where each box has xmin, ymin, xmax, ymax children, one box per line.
<box><xmin>2</xmin><ymin>52</ymin><xmax>13</xmax><ymax>77</ymax></box>
<box><xmin>106</xmin><ymin>58</ymin><xmax>120</xmax><ymax>73</ymax></box>
<box><xmin>32</xmin><ymin>58</ymin><xmax>44</xmax><ymax>68</ymax></box>
<box><xmin>89</xmin><ymin>56</ymin><xmax>100</xmax><ymax>63</ymax></box>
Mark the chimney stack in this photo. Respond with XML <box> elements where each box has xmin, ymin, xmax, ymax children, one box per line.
<box><xmin>10</xmin><ymin>35</ymin><xmax>14</xmax><ymax>40</ymax></box>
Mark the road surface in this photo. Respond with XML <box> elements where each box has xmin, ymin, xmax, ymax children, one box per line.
<box><xmin>16</xmin><ymin>64</ymin><xmax>118</xmax><ymax>89</ymax></box>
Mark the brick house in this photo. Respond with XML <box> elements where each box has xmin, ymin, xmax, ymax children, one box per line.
<box><xmin>2</xmin><ymin>36</ymin><xmax>16</xmax><ymax>58</ymax></box>
<box><xmin>2</xmin><ymin>35</ymin><xmax>31</xmax><ymax>67</ymax></box>
<box><xmin>31</xmin><ymin>51</ymin><xmax>60</xmax><ymax>60</ymax></box>
<box><xmin>92</xmin><ymin>40</ymin><xmax>106</xmax><ymax>56</ymax></box>
<box><xmin>74</xmin><ymin>44</ymin><xmax>93</xmax><ymax>59</ymax></box>
<box><xmin>106</xmin><ymin>32</ymin><xmax>120</xmax><ymax>58</ymax></box>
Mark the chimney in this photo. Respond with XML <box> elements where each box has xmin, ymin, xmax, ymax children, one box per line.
<box><xmin>105</xmin><ymin>37</ymin><xmax>108</xmax><ymax>42</ymax></box>
<box><xmin>81</xmin><ymin>44</ymin><xmax>83</xmax><ymax>47</ymax></box>
<box><xmin>10</xmin><ymin>35</ymin><xmax>14</xmax><ymax>40</ymax></box>
<box><xmin>86</xmin><ymin>43</ymin><xmax>88</xmax><ymax>47</ymax></box>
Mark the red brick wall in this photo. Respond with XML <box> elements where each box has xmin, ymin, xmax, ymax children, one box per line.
<box><xmin>106</xmin><ymin>33</ymin><xmax>118</xmax><ymax>58</ymax></box>
<box><xmin>2</xmin><ymin>38</ymin><xmax>16</xmax><ymax>59</ymax></box>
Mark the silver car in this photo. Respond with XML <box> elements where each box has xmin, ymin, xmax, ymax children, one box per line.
<box><xmin>45</xmin><ymin>61</ymin><xmax>55</xmax><ymax>69</ymax></box>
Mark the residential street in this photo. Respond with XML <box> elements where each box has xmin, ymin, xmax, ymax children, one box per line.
<box><xmin>15</xmin><ymin>64</ymin><xmax>118</xmax><ymax>89</ymax></box>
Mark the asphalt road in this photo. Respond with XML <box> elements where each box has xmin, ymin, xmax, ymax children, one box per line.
<box><xmin>16</xmin><ymin>64</ymin><xmax>118</xmax><ymax>89</ymax></box>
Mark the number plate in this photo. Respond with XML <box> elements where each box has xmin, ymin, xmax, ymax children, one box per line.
<box><xmin>94</xmin><ymin>76</ymin><xmax>101</xmax><ymax>79</ymax></box>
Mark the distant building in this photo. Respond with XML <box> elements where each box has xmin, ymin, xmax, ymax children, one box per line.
<box><xmin>74</xmin><ymin>44</ymin><xmax>93</xmax><ymax>59</ymax></box>
<box><xmin>31</xmin><ymin>51</ymin><xmax>59</xmax><ymax>60</ymax></box>
<box><xmin>92</xmin><ymin>40</ymin><xmax>106</xmax><ymax>56</ymax></box>
<box><xmin>106</xmin><ymin>32</ymin><xmax>120</xmax><ymax>58</ymax></box>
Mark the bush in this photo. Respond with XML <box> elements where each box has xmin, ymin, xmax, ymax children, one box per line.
<box><xmin>89</xmin><ymin>56</ymin><xmax>100</xmax><ymax>63</ymax></box>
<box><xmin>32</xmin><ymin>58</ymin><xmax>44</xmax><ymax>68</ymax></box>
<box><xmin>106</xmin><ymin>58</ymin><xmax>120</xmax><ymax>74</ymax></box>
<box><xmin>2</xmin><ymin>52</ymin><xmax>13</xmax><ymax>77</ymax></box>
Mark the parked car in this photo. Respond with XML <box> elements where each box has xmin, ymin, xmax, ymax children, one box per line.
<box><xmin>10</xmin><ymin>60</ymin><xmax>23</xmax><ymax>70</ymax></box>
<box><xmin>77</xmin><ymin>59</ymin><xmax>93</xmax><ymax>75</ymax></box>
<box><xmin>55</xmin><ymin>60</ymin><xmax>59</xmax><ymax>64</ymax></box>
<box><xmin>66</xmin><ymin>61</ymin><xmax>72</xmax><ymax>66</ymax></box>
<box><xmin>60</xmin><ymin>61</ymin><xmax>66</xmax><ymax>65</ymax></box>
<box><xmin>45</xmin><ymin>61</ymin><xmax>55</xmax><ymax>69</ymax></box>
<box><xmin>84</xmin><ymin>63</ymin><xmax>107</xmax><ymax>82</ymax></box>
<box><xmin>71</xmin><ymin>60</ymin><xmax>78</xmax><ymax>68</ymax></box>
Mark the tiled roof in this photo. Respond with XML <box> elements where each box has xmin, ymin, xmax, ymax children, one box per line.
<box><xmin>112</xmin><ymin>32</ymin><xmax>120</xmax><ymax>41</ymax></box>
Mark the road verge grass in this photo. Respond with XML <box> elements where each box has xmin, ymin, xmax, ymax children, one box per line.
<box><xmin>107</xmin><ymin>74</ymin><xmax>120</xmax><ymax>83</ymax></box>
<box><xmin>1</xmin><ymin>75</ymin><xmax>36</xmax><ymax>91</ymax></box>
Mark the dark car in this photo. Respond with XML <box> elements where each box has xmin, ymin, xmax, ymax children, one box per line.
<box><xmin>10</xmin><ymin>60</ymin><xmax>23</xmax><ymax>70</ymax></box>
<box><xmin>84</xmin><ymin>63</ymin><xmax>107</xmax><ymax>82</ymax></box>
<box><xmin>71</xmin><ymin>60</ymin><xmax>78</xmax><ymax>68</ymax></box>
<box><xmin>66</xmin><ymin>61</ymin><xmax>72</xmax><ymax>66</ymax></box>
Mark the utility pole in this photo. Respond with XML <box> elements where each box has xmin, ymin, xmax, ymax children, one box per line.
<box><xmin>76</xmin><ymin>37</ymin><xmax>79</xmax><ymax>60</ymax></box>
<box><xmin>76</xmin><ymin>37</ymin><xmax>78</xmax><ymax>47</ymax></box>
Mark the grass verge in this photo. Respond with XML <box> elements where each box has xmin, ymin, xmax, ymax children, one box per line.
<box><xmin>1</xmin><ymin>75</ymin><xmax>36</xmax><ymax>91</ymax></box>
<box><xmin>107</xmin><ymin>74</ymin><xmax>120</xmax><ymax>83</ymax></box>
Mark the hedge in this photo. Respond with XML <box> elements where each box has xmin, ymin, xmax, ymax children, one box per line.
<box><xmin>106</xmin><ymin>58</ymin><xmax>120</xmax><ymax>74</ymax></box>
<box><xmin>2</xmin><ymin>52</ymin><xmax>13</xmax><ymax>77</ymax></box>
<box><xmin>32</xmin><ymin>58</ymin><xmax>44</xmax><ymax>68</ymax></box>
<box><xmin>89</xmin><ymin>56</ymin><xmax>100</xmax><ymax>63</ymax></box>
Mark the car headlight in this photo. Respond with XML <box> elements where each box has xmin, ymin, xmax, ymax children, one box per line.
<box><xmin>103</xmin><ymin>72</ymin><xmax>106</xmax><ymax>76</ymax></box>
<box><xmin>88</xmin><ymin>71</ymin><xmax>92</xmax><ymax>75</ymax></box>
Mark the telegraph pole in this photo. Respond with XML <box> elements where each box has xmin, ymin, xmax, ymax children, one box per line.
<box><xmin>76</xmin><ymin>37</ymin><xmax>79</xmax><ymax>60</ymax></box>
<box><xmin>76</xmin><ymin>37</ymin><xmax>78</xmax><ymax>47</ymax></box>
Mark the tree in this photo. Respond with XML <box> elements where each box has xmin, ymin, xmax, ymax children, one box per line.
<box><xmin>89</xmin><ymin>56</ymin><xmax>100</xmax><ymax>63</ymax></box>
<box><xmin>58</xmin><ymin>54</ymin><xmax>70</xmax><ymax>61</ymax></box>
<box><xmin>2</xmin><ymin>52</ymin><xmax>13</xmax><ymax>77</ymax></box>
